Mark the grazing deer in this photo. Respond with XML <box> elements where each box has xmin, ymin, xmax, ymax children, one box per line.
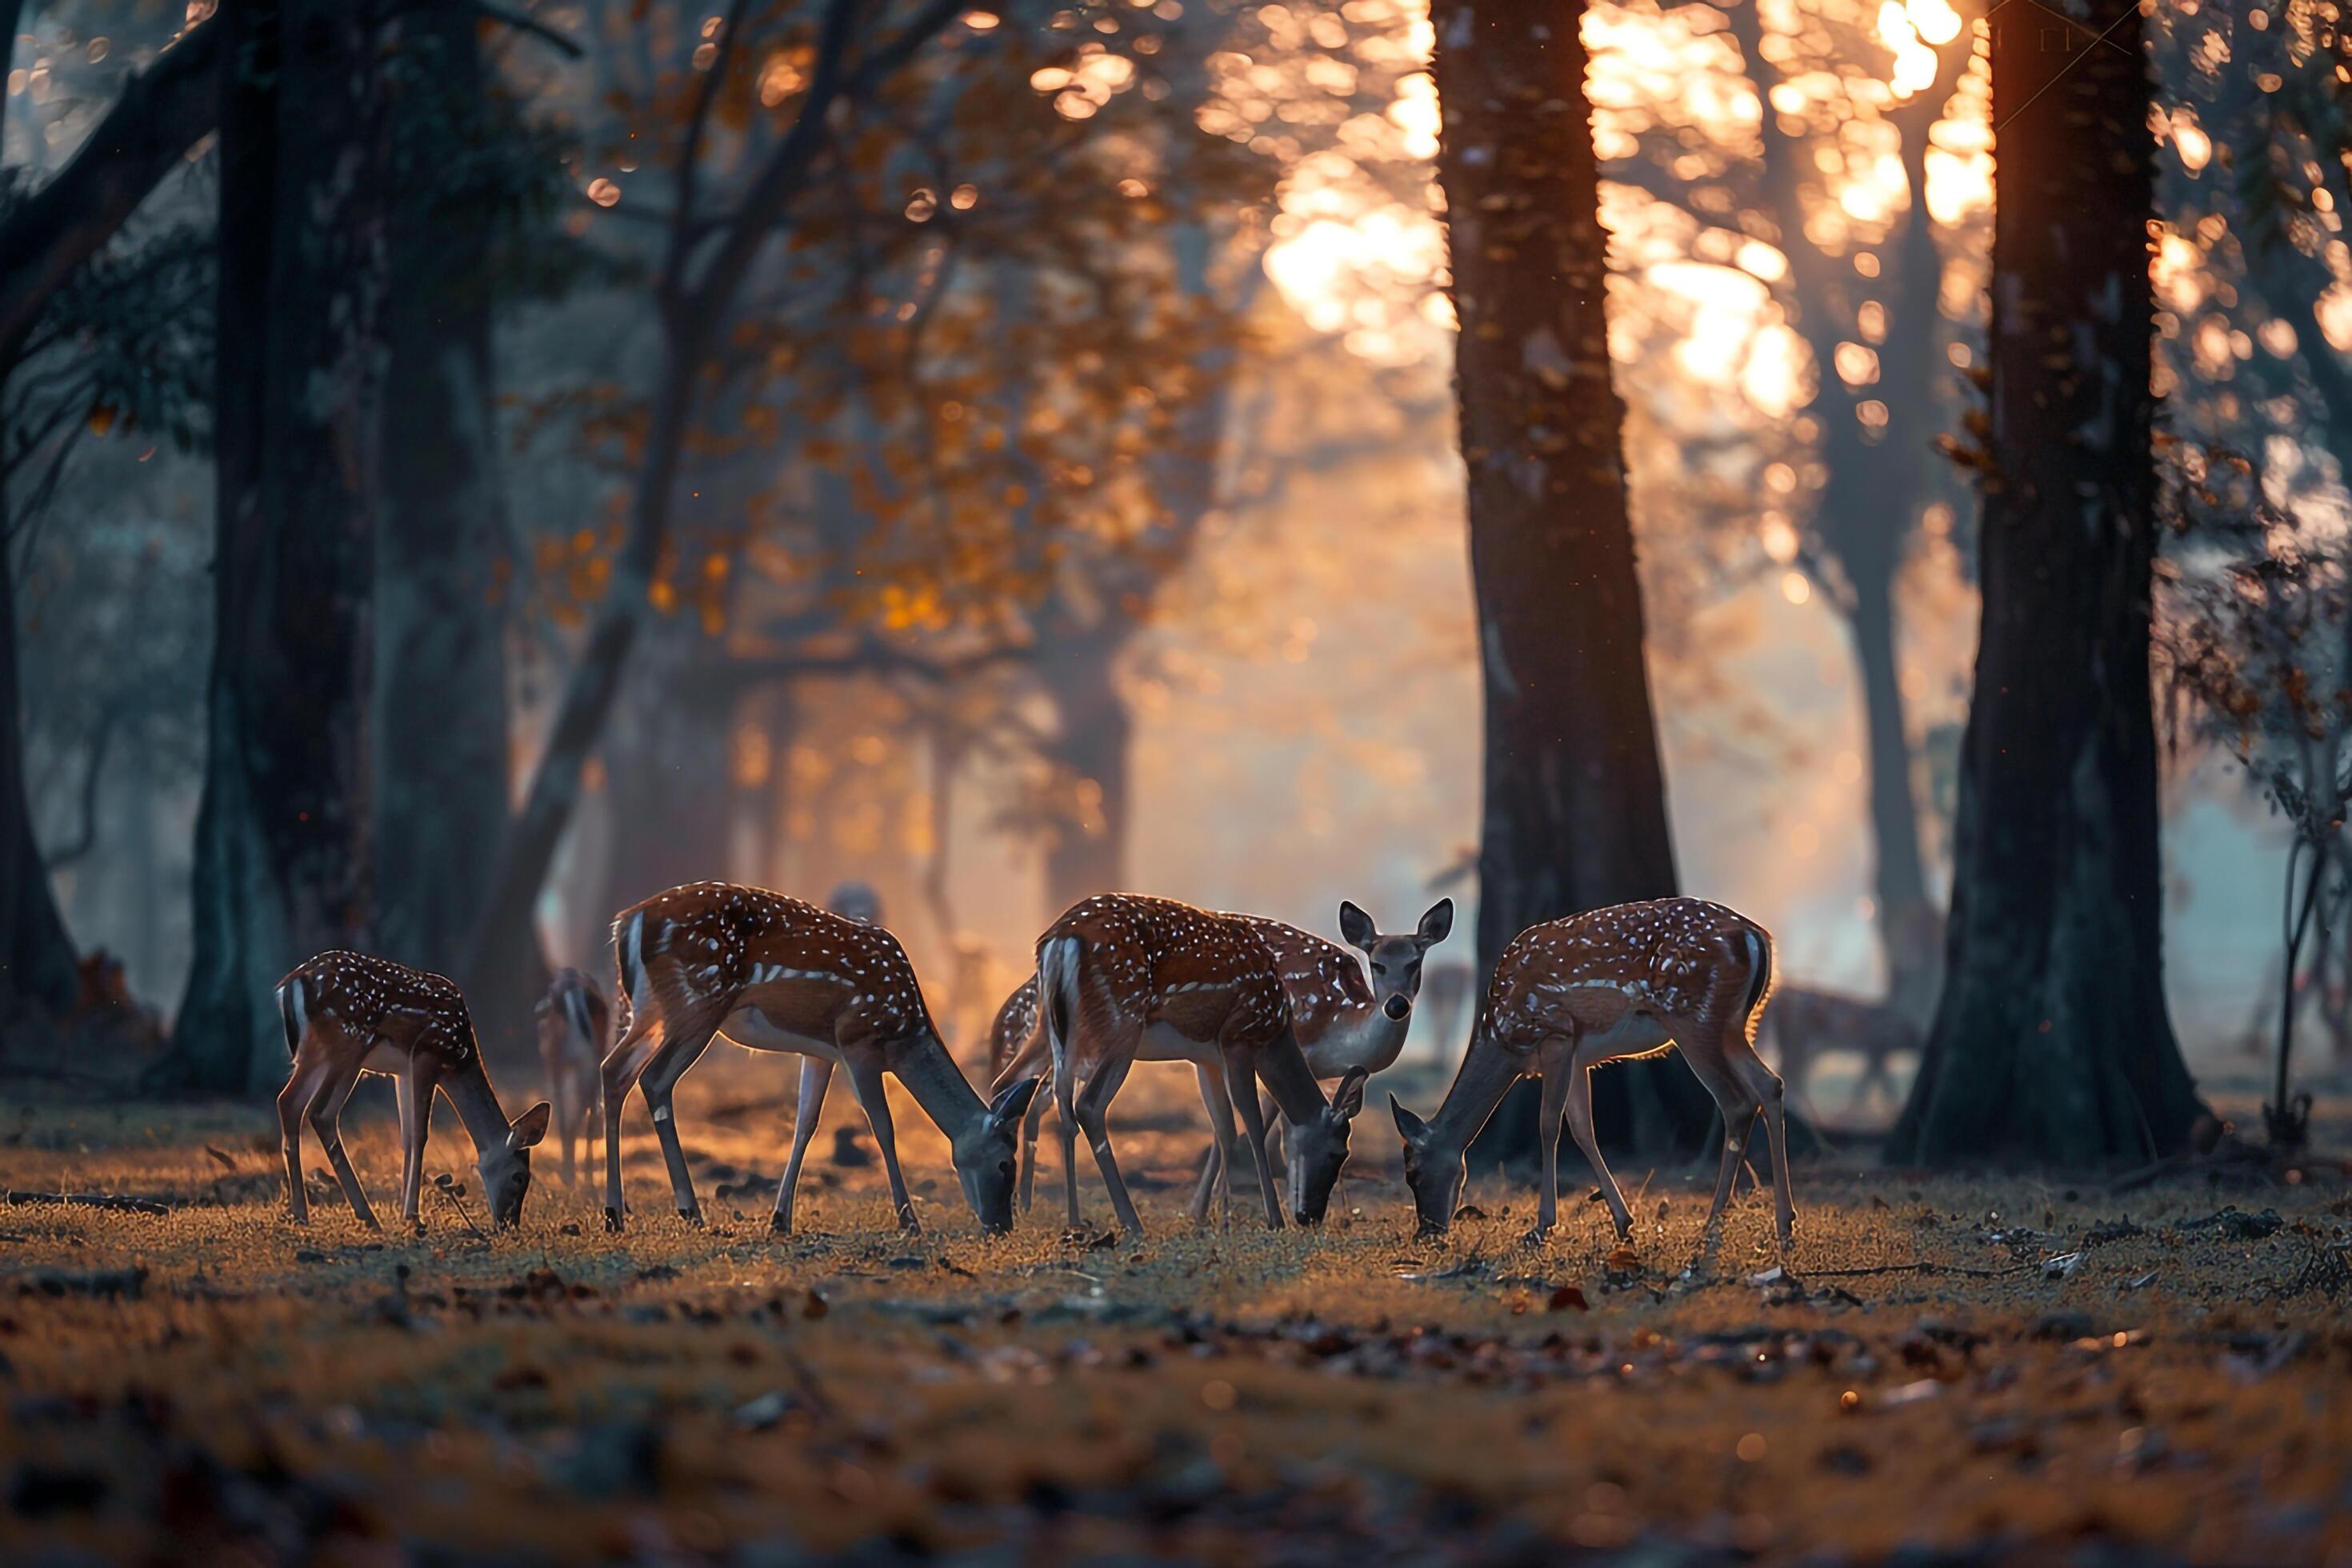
<box><xmin>275</xmin><ymin>952</ymin><xmax>551</xmax><ymax>1231</ymax></box>
<box><xmin>993</xmin><ymin>899</ymin><xmax>1454</xmax><ymax>1221</ymax></box>
<box><xmin>1389</xmin><ymin>898</ymin><xmax>1793</xmax><ymax>1252</ymax></box>
<box><xmin>998</xmin><ymin>893</ymin><xmax>1368</xmax><ymax>1236</ymax></box>
<box><xmin>1762</xmin><ymin>985</ymin><xmax>1919</xmax><ymax>1117</ymax></box>
<box><xmin>600</xmin><ymin>882</ymin><xmax>1040</xmax><ymax>1236</ymax></box>
<box><xmin>534</xmin><ymin>969</ymin><xmax>610</xmax><ymax>1186</ymax></box>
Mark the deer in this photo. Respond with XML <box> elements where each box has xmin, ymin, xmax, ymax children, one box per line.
<box><xmin>996</xmin><ymin>893</ymin><xmax>1370</xmax><ymax>1237</ymax></box>
<box><xmin>1762</xmin><ymin>984</ymin><xmax>1919</xmax><ymax>1118</ymax></box>
<box><xmin>1388</xmin><ymin>898</ymin><xmax>1794</xmax><ymax>1254</ymax></box>
<box><xmin>989</xmin><ymin>899</ymin><xmax>1453</xmax><ymax>1222</ymax></box>
<box><xmin>534</xmin><ymin>968</ymin><xmax>610</xmax><ymax>1186</ymax></box>
<box><xmin>599</xmin><ymin>881</ymin><xmax>1042</xmax><ymax>1237</ymax></box>
<box><xmin>275</xmin><ymin>951</ymin><xmax>552</xmax><ymax>1232</ymax></box>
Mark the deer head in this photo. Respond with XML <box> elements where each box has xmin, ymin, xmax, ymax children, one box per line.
<box><xmin>1338</xmin><ymin>898</ymin><xmax>1454</xmax><ymax>1024</ymax></box>
<box><xmin>1285</xmin><ymin>1066</ymin><xmax>1370</xmax><ymax>1225</ymax></box>
<box><xmin>479</xmin><ymin>1102</ymin><xmax>551</xmax><ymax>1230</ymax></box>
<box><xmin>951</xmin><ymin>1077</ymin><xmax>1044</xmax><ymax>1235</ymax></box>
<box><xmin>1388</xmin><ymin>1094</ymin><xmax>1462</xmax><ymax>1238</ymax></box>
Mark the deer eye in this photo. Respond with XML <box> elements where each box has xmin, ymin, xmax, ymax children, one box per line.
<box><xmin>1370</xmin><ymin>962</ymin><xmax>1387</xmax><ymax>976</ymax></box>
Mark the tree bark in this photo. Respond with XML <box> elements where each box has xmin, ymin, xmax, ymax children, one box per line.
<box><xmin>373</xmin><ymin>8</ymin><xmax>513</xmax><ymax>985</ymax></box>
<box><xmin>1887</xmin><ymin>0</ymin><xmax>2203</xmax><ymax>1164</ymax></box>
<box><xmin>1428</xmin><ymin>0</ymin><xmax>1711</xmax><ymax>1162</ymax></box>
<box><xmin>158</xmin><ymin>0</ymin><xmax>383</xmax><ymax>1094</ymax></box>
<box><xmin>1036</xmin><ymin>632</ymin><xmax>1130</xmax><ymax>917</ymax></box>
<box><xmin>0</xmin><ymin>506</ymin><xmax>78</xmax><ymax>1040</ymax></box>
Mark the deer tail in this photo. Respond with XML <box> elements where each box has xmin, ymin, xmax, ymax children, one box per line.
<box><xmin>278</xmin><ymin>976</ymin><xmax>307</xmax><ymax>1059</ymax></box>
<box><xmin>1738</xmin><ymin>926</ymin><xmax>1775</xmax><ymax>1043</ymax></box>
<box><xmin>1038</xmin><ymin>938</ymin><xmax>1082</xmax><ymax>1085</ymax></box>
<box><xmin>612</xmin><ymin>910</ymin><xmax>649</xmax><ymax>1030</ymax></box>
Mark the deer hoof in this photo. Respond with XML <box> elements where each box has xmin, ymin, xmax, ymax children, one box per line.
<box><xmin>1520</xmin><ymin>1224</ymin><xmax>1552</xmax><ymax>1250</ymax></box>
<box><xmin>677</xmin><ymin>1206</ymin><xmax>705</xmax><ymax>1229</ymax></box>
<box><xmin>604</xmin><ymin>1207</ymin><xmax>626</xmax><ymax>1234</ymax></box>
<box><xmin>770</xmin><ymin>1213</ymin><xmax>793</xmax><ymax>1236</ymax></box>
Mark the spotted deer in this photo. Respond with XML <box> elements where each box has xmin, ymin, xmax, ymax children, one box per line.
<box><xmin>534</xmin><ymin>969</ymin><xmax>610</xmax><ymax>1186</ymax></box>
<box><xmin>275</xmin><ymin>952</ymin><xmax>551</xmax><ymax>1231</ymax></box>
<box><xmin>994</xmin><ymin>893</ymin><xmax>1368</xmax><ymax>1236</ymax></box>
<box><xmin>992</xmin><ymin>899</ymin><xmax>1454</xmax><ymax>1220</ymax></box>
<box><xmin>1389</xmin><ymin>898</ymin><xmax>1794</xmax><ymax>1252</ymax></box>
<box><xmin>600</xmin><ymin>882</ymin><xmax>1040</xmax><ymax>1236</ymax></box>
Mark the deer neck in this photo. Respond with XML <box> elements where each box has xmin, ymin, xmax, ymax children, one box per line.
<box><xmin>1254</xmin><ymin>1028</ymin><xmax>1330</xmax><ymax>1127</ymax></box>
<box><xmin>890</xmin><ymin>1028</ymin><xmax>984</xmax><ymax>1137</ymax></box>
<box><xmin>1310</xmin><ymin>1002</ymin><xmax>1410</xmax><ymax>1077</ymax></box>
<box><xmin>1426</xmin><ymin>1027</ymin><xmax>1522</xmax><ymax>1163</ymax></box>
<box><xmin>440</xmin><ymin>1060</ymin><xmax>513</xmax><ymax>1162</ymax></box>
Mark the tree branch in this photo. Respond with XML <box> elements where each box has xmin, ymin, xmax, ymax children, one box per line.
<box><xmin>0</xmin><ymin>16</ymin><xmax>223</xmax><ymax>367</ymax></box>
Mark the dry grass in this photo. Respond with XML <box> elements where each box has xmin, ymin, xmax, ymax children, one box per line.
<box><xmin>2</xmin><ymin>1056</ymin><xmax>2350</xmax><ymax>1563</ymax></box>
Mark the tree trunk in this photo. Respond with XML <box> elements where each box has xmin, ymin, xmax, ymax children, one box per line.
<box><xmin>1036</xmin><ymin>633</ymin><xmax>1130</xmax><ymax>918</ymax></box>
<box><xmin>1886</xmin><ymin>0</ymin><xmax>2203</xmax><ymax>1165</ymax></box>
<box><xmin>374</xmin><ymin>7</ymin><xmax>512</xmax><ymax>983</ymax></box>
<box><xmin>0</xmin><ymin>506</ymin><xmax>79</xmax><ymax>1046</ymax></box>
<box><xmin>1428</xmin><ymin>0</ymin><xmax>1711</xmax><ymax>1162</ymax></box>
<box><xmin>599</xmin><ymin>632</ymin><xmax>733</xmax><ymax>916</ymax></box>
<box><xmin>1844</xmin><ymin>552</ymin><xmax>1939</xmax><ymax>1010</ymax></box>
<box><xmin>158</xmin><ymin>0</ymin><xmax>382</xmax><ymax>1094</ymax></box>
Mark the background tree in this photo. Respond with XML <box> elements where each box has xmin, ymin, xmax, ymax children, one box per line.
<box><xmin>1888</xmin><ymin>0</ymin><xmax>2205</xmax><ymax>1163</ymax></box>
<box><xmin>1426</xmin><ymin>0</ymin><xmax>1711</xmax><ymax>1162</ymax></box>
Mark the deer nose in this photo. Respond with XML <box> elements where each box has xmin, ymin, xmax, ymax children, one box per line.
<box><xmin>1383</xmin><ymin>994</ymin><xmax>1411</xmax><ymax>1022</ymax></box>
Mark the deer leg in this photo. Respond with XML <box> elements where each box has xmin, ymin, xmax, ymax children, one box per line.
<box><xmin>395</xmin><ymin>1066</ymin><xmax>430</xmax><ymax>1228</ymax></box>
<box><xmin>843</xmin><ymin>1056</ymin><xmax>918</xmax><ymax>1234</ymax></box>
<box><xmin>277</xmin><ymin>1058</ymin><xmax>326</xmax><ymax>1226</ymax></box>
<box><xmin>599</xmin><ymin>1018</ymin><xmax>666</xmax><ymax>1231</ymax></box>
<box><xmin>1018</xmin><ymin>1065</ymin><xmax>1050</xmax><ymax>1214</ymax></box>
<box><xmin>1069</xmin><ymin>1054</ymin><xmax>1142</xmax><ymax>1235</ymax></box>
<box><xmin>553</xmin><ymin>1074</ymin><xmax>578</xmax><ymax>1188</ymax></box>
<box><xmin>1055</xmin><ymin>1053</ymin><xmax>1086</xmax><ymax>1232</ymax></box>
<box><xmin>1190</xmin><ymin>1062</ymin><xmax>1241</xmax><ymax>1228</ymax></box>
<box><xmin>1562</xmin><ymin>1060</ymin><xmax>1633</xmax><ymax>1242</ymax></box>
<box><xmin>1683</xmin><ymin>1048</ymin><xmax>1762</xmax><ymax>1246</ymax></box>
<box><xmin>640</xmin><ymin>1028</ymin><xmax>721</xmax><ymax>1226</ymax></box>
<box><xmin>1529</xmin><ymin>1037</ymin><xmax>1574</xmax><ymax>1245</ymax></box>
<box><xmin>771</xmin><ymin>1054</ymin><xmax>834</xmax><ymax>1235</ymax></box>
<box><xmin>1226</xmin><ymin>1046</ymin><xmax>1285</xmax><ymax>1231</ymax></box>
<box><xmin>1727</xmin><ymin>1041</ymin><xmax>1795</xmax><ymax>1248</ymax></box>
<box><xmin>308</xmin><ymin>1062</ymin><xmax>380</xmax><ymax>1233</ymax></box>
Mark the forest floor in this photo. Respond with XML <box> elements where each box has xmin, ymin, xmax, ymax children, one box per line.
<box><xmin>2</xmin><ymin>1055</ymin><xmax>2350</xmax><ymax>1565</ymax></box>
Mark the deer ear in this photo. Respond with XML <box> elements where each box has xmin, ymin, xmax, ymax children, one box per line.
<box><xmin>1417</xmin><ymin>898</ymin><xmax>1455</xmax><ymax>946</ymax></box>
<box><xmin>509</xmin><ymin>1101</ymin><xmax>552</xmax><ymax>1150</ymax></box>
<box><xmin>1331</xmin><ymin>1066</ymin><xmax>1370</xmax><ymax>1121</ymax></box>
<box><xmin>1338</xmin><ymin>901</ymin><xmax>1377</xmax><ymax>950</ymax></box>
<box><xmin>1390</xmin><ymin>1093</ymin><xmax>1428</xmax><ymax>1143</ymax></box>
<box><xmin>989</xmin><ymin>1076</ymin><xmax>1042</xmax><ymax>1129</ymax></box>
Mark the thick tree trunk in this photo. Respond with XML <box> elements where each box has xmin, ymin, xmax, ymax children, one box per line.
<box><xmin>1887</xmin><ymin>0</ymin><xmax>2202</xmax><ymax>1165</ymax></box>
<box><xmin>0</xmin><ymin>512</ymin><xmax>78</xmax><ymax>1044</ymax></box>
<box><xmin>158</xmin><ymin>0</ymin><xmax>382</xmax><ymax>1094</ymax></box>
<box><xmin>599</xmin><ymin>634</ymin><xmax>733</xmax><ymax>915</ymax></box>
<box><xmin>1429</xmin><ymin>0</ymin><xmax>1711</xmax><ymax>1162</ymax></box>
<box><xmin>1036</xmin><ymin>633</ymin><xmax>1130</xmax><ymax>918</ymax></box>
<box><xmin>374</xmin><ymin>8</ymin><xmax>512</xmax><ymax>982</ymax></box>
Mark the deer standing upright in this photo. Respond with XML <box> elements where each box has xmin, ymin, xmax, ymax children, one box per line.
<box><xmin>535</xmin><ymin>969</ymin><xmax>610</xmax><ymax>1186</ymax></box>
<box><xmin>276</xmin><ymin>952</ymin><xmax>551</xmax><ymax>1230</ymax></box>
<box><xmin>600</xmin><ymin>882</ymin><xmax>1040</xmax><ymax>1236</ymax></box>
<box><xmin>1002</xmin><ymin>894</ymin><xmax>1368</xmax><ymax>1236</ymax></box>
<box><xmin>1389</xmin><ymin>898</ymin><xmax>1794</xmax><ymax>1251</ymax></box>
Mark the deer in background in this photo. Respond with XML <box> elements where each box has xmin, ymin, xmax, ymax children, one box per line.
<box><xmin>1390</xmin><ymin>898</ymin><xmax>1794</xmax><ymax>1253</ymax></box>
<box><xmin>600</xmin><ymin>882</ymin><xmax>1040</xmax><ymax>1236</ymax></box>
<box><xmin>534</xmin><ymin>969</ymin><xmax>610</xmax><ymax>1186</ymax></box>
<box><xmin>997</xmin><ymin>893</ymin><xmax>1368</xmax><ymax>1236</ymax></box>
<box><xmin>276</xmin><ymin>952</ymin><xmax>550</xmax><ymax>1231</ymax></box>
<box><xmin>1762</xmin><ymin>985</ymin><xmax>1919</xmax><ymax>1118</ymax></box>
<box><xmin>991</xmin><ymin>899</ymin><xmax>1454</xmax><ymax>1222</ymax></box>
